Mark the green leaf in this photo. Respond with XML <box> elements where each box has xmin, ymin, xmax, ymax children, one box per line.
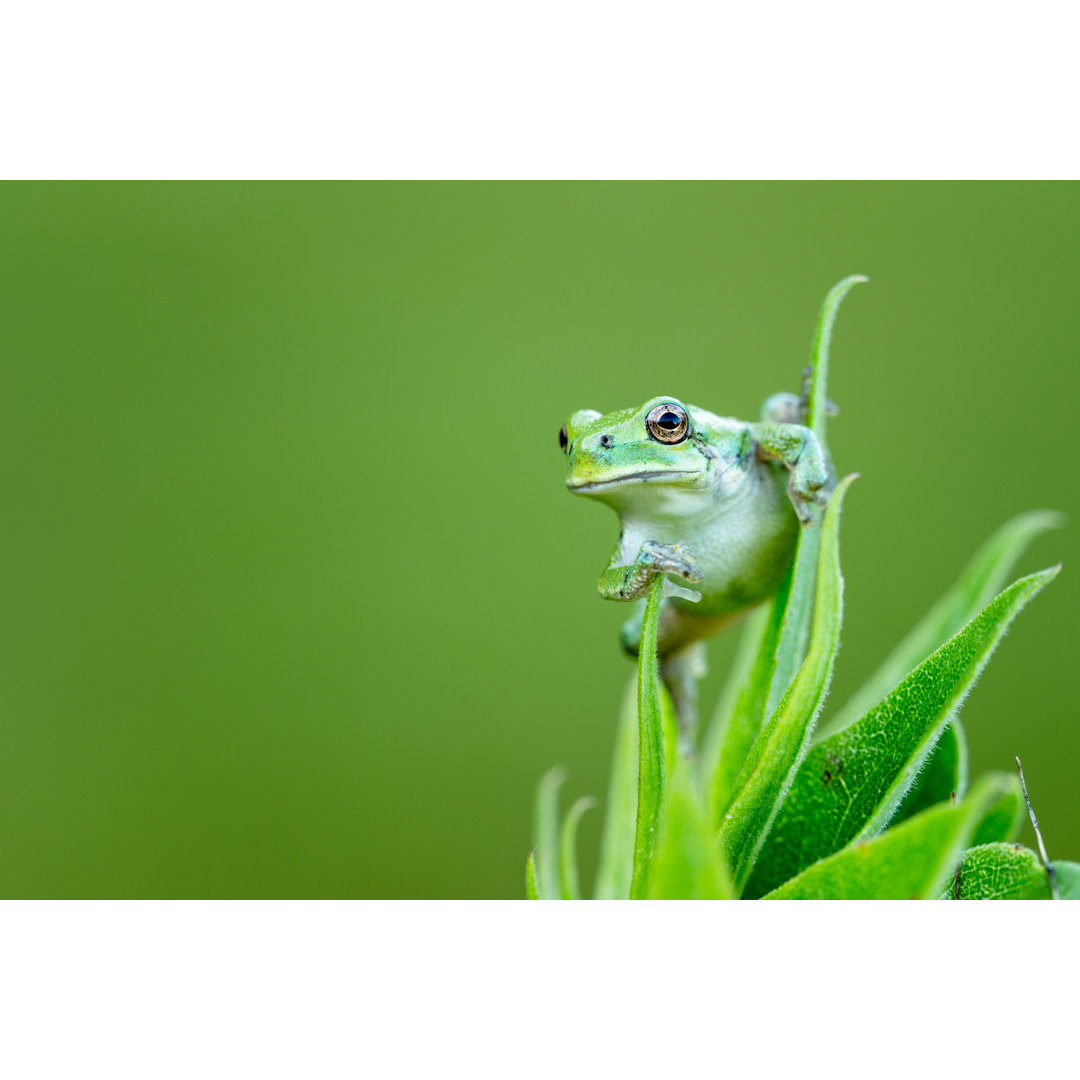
<box><xmin>532</xmin><ymin>765</ymin><xmax>566</xmax><ymax>901</ymax></box>
<box><xmin>806</xmin><ymin>275</ymin><xmax>868</xmax><ymax>452</ymax></box>
<box><xmin>765</xmin><ymin>773</ymin><xmax>1009</xmax><ymax>900</ymax></box>
<box><xmin>700</xmin><ymin>277</ymin><xmax>866</xmax><ymax>829</ymax></box>
<box><xmin>893</xmin><ymin>718</ymin><xmax>969</xmax><ymax>825</ymax></box>
<box><xmin>948</xmin><ymin>843</ymin><xmax>1055</xmax><ymax>900</ymax></box>
<box><xmin>1055</xmin><ymin>863</ymin><xmax>1080</xmax><ymax>899</ymax></box>
<box><xmin>630</xmin><ymin>573</ymin><xmax>668</xmax><ymax>900</ymax></box>
<box><xmin>647</xmin><ymin>761</ymin><xmax>734</xmax><ymax>900</ymax></box>
<box><xmin>593</xmin><ymin>674</ymin><xmax>639</xmax><ymax>899</ymax></box>
<box><xmin>526</xmin><ymin>849</ymin><xmax>540</xmax><ymax>900</ymax></box>
<box><xmin>744</xmin><ymin>567</ymin><xmax>1057</xmax><ymax>899</ymax></box>
<box><xmin>698</xmin><ymin>601</ymin><xmax>775</xmax><ymax>826</ymax></box>
<box><xmin>763</xmin><ymin>276</ymin><xmax>866</xmax><ymax>721</ymax></box>
<box><xmin>818</xmin><ymin>510</ymin><xmax>1062</xmax><ymax>741</ymax></box>
<box><xmin>560</xmin><ymin>797</ymin><xmax>596</xmax><ymax>900</ymax></box>
<box><xmin>595</xmin><ymin>667</ymin><xmax>677</xmax><ymax>900</ymax></box>
<box><xmin>717</xmin><ymin>474</ymin><xmax>854</xmax><ymax>893</ymax></box>
<box><xmin>969</xmin><ymin>775</ymin><xmax>1025</xmax><ymax>847</ymax></box>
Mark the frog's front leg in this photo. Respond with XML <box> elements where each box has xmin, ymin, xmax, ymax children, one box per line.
<box><xmin>750</xmin><ymin>421</ymin><xmax>829</xmax><ymax>524</ymax></box>
<box><xmin>597</xmin><ymin>538</ymin><xmax>703</xmax><ymax>604</ymax></box>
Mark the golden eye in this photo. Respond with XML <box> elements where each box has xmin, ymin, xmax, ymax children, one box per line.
<box><xmin>559</xmin><ymin>424</ymin><xmax>569</xmax><ymax>452</ymax></box>
<box><xmin>645</xmin><ymin>403</ymin><xmax>689</xmax><ymax>444</ymax></box>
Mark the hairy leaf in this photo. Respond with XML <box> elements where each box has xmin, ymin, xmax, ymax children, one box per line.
<box><xmin>526</xmin><ymin>849</ymin><xmax>540</xmax><ymax>900</ymax></box>
<box><xmin>648</xmin><ymin>762</ymin><xmax>734</xmax><ymax>900</ymax></box>
<box><xmin>1055</xmin><ymin>863</ymin><xmax>1080</xmax><ymax>899</ymax></box>
<box><xmin>969</xmin><ymin>775</ymin><xmax>1024</xmax><ymax>847</ymax></box>
<box><xmin>744</xmin><ymin>567</ymin><xmax>1057</xmax><ymax>899</ymax></box>
<box><xmin>560</xmin><ymin>797</ymin><xmax>595</xmax><ymax>900</ymax></box>
<box><xmin>765</xmin><ymin>774</ymin><xmax>1009</xmax><ymax>900</ymax></box>
<box><xmin>630</xmin><ymin>574</ymin><xmax>668</xmax><ymax>899</ymax></box>
<box><xmin>948</xmin><ymin>843</ymin><xmax>1054</xmax><ymax>900</ymax></box>
<box><xmin>893</xmin><ymin>718</ymin><xmax>969</xmax><ymax>824</ymax></box>
<box><xmin>701</xmin><ymin>277</ymin><xmax>866</xmax><ymax>828</ymax></box>
<box><xmin>532</xmin><ymin>765</ymin><xmax>566</xmax><ymax>901</ymax></box>
<box><xmin>596</xmin><ymin>668</ymin><xmax>677</xmax><ymax>900</ymax></box>
<box><xmin>718</xmin><ymin>475</ymin><xmax>853</xmax><ymax>893</ymax></box>
<box><xmin>593</xmin><ymin>675</ymin><xmax>639</xmax><ymax>899</ymax></box>
<box><xmin>699</xmin><ymin>602</ymin><xmax>775</xmax><ymax>826</ymax></box>
<box><xmin>818</xmin><ymin>510</ymin><xmax>1062</xmax><ymax>741</ymax></box>
<box><xmin>764</xmin><ymin>276</ymin><xmax>866</xmax><ymax>720</ymax></box>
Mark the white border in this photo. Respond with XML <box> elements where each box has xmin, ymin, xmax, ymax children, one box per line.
<box><xmin>1</xmin><ymin>902</ymin><xmax>1075</xmax><ymax>1077</ymax></box>
<box><xmin>2</xmin><ymin>2</ymin><xmax>1078</xmax><ymax>178</ymax></box>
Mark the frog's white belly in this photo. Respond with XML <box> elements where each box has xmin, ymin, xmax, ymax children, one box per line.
<box><xmin>622</xmin><ymin>461</ymin><xmax>798</xmax><ymax>618</ymax></box>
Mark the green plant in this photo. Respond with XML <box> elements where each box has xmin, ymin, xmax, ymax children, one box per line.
<box><xmin>528</xmin><ymin>279</ymin><xmax>1078</xmax><ymax>901</ymax></box>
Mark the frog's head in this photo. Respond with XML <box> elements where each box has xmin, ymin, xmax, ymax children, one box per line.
<box><xmin>560</xmin><ymin>396</ymin><xmax>714</xmax><ymax>515</ymax></box>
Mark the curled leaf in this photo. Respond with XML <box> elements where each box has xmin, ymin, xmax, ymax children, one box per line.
<box><xmin>560</xmin><ymin>797</ymin><xmax>596</xmax><ymax>900</ymax></box>
<box><xmin>718</xmin><ymin>474</ymin><xmax>854</xmax><ymax>893</ymax></box>
<box><xmin>532</xmin><ymin>765</ymin><xmax>566</xmax><ymax>901</ymax></box>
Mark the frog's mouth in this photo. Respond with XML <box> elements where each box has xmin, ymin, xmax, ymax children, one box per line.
<box><xmin>567</xmin><ymin>470</ymin><xmax>702</xmax><ymax>493</ymax></box>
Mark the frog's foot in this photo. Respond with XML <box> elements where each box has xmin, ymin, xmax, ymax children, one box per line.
<box><xmin>600</xmin><ymin>540</ymin><xmax>703</xmax><ymax>602</ymax></box>
<box><xmin>640</xmin><ymin>540</ymin><xmax>704</xmax><ymax>601</ymax></box>
<box><xmin>788</xmin><ymin>470</ymin><xmax>829</xmax><ymax>525</ymax></box>
<box><xmin>761</xmin><ymin>388</ymin><xmax>838</xmax><ymax>425</ymax></box>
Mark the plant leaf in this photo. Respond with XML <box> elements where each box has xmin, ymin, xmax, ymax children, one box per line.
<box><xmin>969</xmin><ymin>775</ymin><xmax>1025</xmax><ymax>847</ymax></box>
<box><xmin>806</xmin><ymin>275</ymin><xmax>868</xmax><ymax>453</ymax></box>
<box><xmin>698</xmin><ymin>602</ymin><xmax>775</xmax><ymax>826</ymax></box>
<box><xmin>630</xmin><ymin>573</ymin><xmax>668</xmax><ymax>900</ymax></box>
<box><xmin>560</xmin><ymin>797</ymin><xmax>596</xmax><ymax>900</ymax></box>
<box><xmin>595</xmin><ymin>669</ymin><xmax>677</xmax><ymax>900</ymax></box>
<box><xmin>764</xmin><ymin>773</ymin><xmax>1009</xmax><ymax>900</ymax></box>
<box><xmin>532</xmin><ymin>765</ymin><xmax>566</xmax><ymax>901</ymax></box>
<box><xmin>647</xmin><ymin>760</ymin><xmax>734</xmax><ymax>900</ymax></box>
<box><xmin>948</xmin><ymin>842</ymin><xmax>1056</xmax><ymax>899</ymax></box>
<box><xmin>817</xmin><ymin>510</ymin><xmax>1062</xmax><ymax>741</ymax></box>
<box><xmin>744</xmin><ymin>567</ymin><xmax>1057</xmax><ymax>899</ymax></box>
<box><xmin>717</xmin><ymin>474</ymin><xmax>854</xmax><ymax>893</ymax></box>
<box><xmin>892</xmin><ymin>718</ymin><xmax>969</xmax><ymax>825</ymax></box>
<box><xmin>593</xmin><ymin>674</ymin><xmax>639</xmax><ymax>899</ymax></box>
<box><xmin>1055</xmin><ymin>863</ymin><xmax>1080</xmax><ymax>899</ymax></box>
<box><xmin>764</xmin><ymin>276</ymin><xmax>866</xmax><ymax>721</ymax></box>
<box><xmin>700</xmin><ymin>277</ymin><xmax>866</xmax><ymax>829</ymax></box>
<box><xmin>526</xmin><ymin>849</ymin><xmax>540</xmax><ymax>900</ymax></box>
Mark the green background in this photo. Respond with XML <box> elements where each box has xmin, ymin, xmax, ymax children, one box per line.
<box><xmin>1</xmin><ymin>183</ymin><xmax>1076</xmax><ymax>898</ymax></box>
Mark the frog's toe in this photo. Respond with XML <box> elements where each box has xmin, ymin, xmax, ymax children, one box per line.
<box><xmin>664</xmin><ymin>581</ymin><xmax>702</xmax><ymax>603</ymax></box>
<box><xmin>791</xmin><ymin>496</ymin><xmax>816</xmax><ymax>526</ymax></box>
<box><xmin>658</xmin><ymin>546</ymin><xmax>703</xmax><ymax>582</ymax></box>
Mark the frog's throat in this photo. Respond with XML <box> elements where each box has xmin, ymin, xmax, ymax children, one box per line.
<box><xmin>566</xmin><ymin>469</ymin><xmax>703</xmax><ymax>494</ymax></box>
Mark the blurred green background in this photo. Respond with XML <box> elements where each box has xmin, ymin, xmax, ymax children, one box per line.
<box><xmin>0</xmin><ymin>183</ymin><xmax>1077</xmax><ymax>898</ymax></box>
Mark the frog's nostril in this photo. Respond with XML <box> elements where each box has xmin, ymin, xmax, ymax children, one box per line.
<box><xmin>599</xmin><ymin>433</ymin><xmax>615</xmax><ymax>449</ymax></box>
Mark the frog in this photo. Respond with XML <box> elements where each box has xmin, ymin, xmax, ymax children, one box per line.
<box><xmin>559</xmin><ymin>385</ymin><xmax>831</xmax><ymax>746</ymax></box>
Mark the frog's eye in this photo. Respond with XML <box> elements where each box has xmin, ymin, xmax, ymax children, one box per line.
<box><xmin>559</xmin><ymin>424</ymin><xmax>569</xmax><ymax>452</ymax></box>
<box><xmin>645</xmin><ymin>403</ymin><xmax>689</xmax><ymax>444</ymax></box>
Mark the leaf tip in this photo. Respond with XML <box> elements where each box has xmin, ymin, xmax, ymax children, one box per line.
<box><xmin>829</xmin><ymin>472</ymin><xmax>859</xmax><ymax>504</ymax></box>
<box><xmin>1034</xmin><ymin>563</ymin><xmax>1062</xmax><ymax>585</ymax></box>
<box><xmin>540</xmin><ymin>764</ymin><xmax>568</xmax><ymax>788</ymax></box>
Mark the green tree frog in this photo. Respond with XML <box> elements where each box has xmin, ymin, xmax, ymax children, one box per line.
<box><xmin>559</xmin><ymin>389</ymin><xmax>830</xmax><ymax>737</ymax></box>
